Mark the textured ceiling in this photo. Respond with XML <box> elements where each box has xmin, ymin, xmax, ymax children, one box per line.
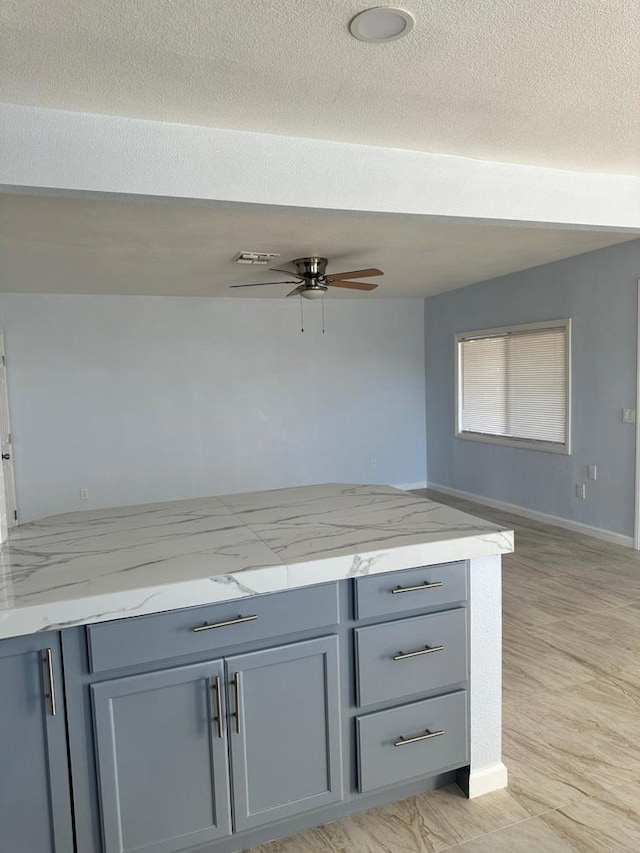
<box><xmin>0</xmin><ymin>194</ymin><xmax>634</xmax><ymax>298</ymax></box>
<box><xmin>1</xmin><ymin>0</ymin><xmax>638</xmax><ymax>175</ymax></box>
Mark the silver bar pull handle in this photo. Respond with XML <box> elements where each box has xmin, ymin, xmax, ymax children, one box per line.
<box><xmin>232</xmin><ymin>672</ymin><xmax>242</xmax><ymax>735</ymax></box>
<box><xmin>212</xmin><ymin>676</ymin><xmax>224</xmax><ymax>739</ymax></box>
<box><xmin>394</xmin><ymin>729</ymin><xmax>444</xmax><ymax>747</ymax></box>
<box><xmin>43</xmin><ymin>648</ymin><xmax>56</xmax><ymax>716</ymax></box>
<box><xmin>193</xmin><ymin>614</ymin><xmax>258</xmax><ymax>633</ymax></box>
<box><xmin>393</xmin><ymin>644</ymin><xmax>444</xmax><ymax>661</ymax></box>
<box><xmin>391</xmin><ymin>580</ymin><xmax>443</xmax><ymax>594</ymax></box>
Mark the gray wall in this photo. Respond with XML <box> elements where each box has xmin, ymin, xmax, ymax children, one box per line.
<box><xmin>425</xmin><ymin>239</ymin><xmax>640</xmax><ymax>538</ymax></box>
<box><xmin>1</xmin><ymin>294</ymin><xmax>427</xmax><ymax>522</ymax></box>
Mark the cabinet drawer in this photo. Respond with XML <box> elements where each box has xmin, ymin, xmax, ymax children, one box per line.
<box><xmin>354</xmin><ymin>562</ymin><xmax>467</xmax><ymax>620</ymax></box>
<box><xmin>357</xmin><ymin>690</ymin><xmax>469</xmax><ymax>793</ymax></box>
<box><xmin>355</xmin><ymin>609</ymin><xmax>468</xmax><ymax>707</ymax></box>
<box><xmin>87</xmin><ymin>583</ymin><xmax>339</xmax><ymax>673</ymax></box>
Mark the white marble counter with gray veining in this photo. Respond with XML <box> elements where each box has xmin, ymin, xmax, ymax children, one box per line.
<box><xmin>0</xmin><ymin>483</ymin><xmax>513</xmax><ymax>639</ymax></box>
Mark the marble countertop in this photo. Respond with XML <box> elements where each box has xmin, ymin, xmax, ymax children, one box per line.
<box><xmin>0</xmin><ymin>483</ymin><xmax>513</xmax><ymax>640</ymax></box>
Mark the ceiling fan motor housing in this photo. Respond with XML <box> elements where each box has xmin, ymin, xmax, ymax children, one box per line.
<box><xmin>292</xmin><ymin>257</ymin><xmax>328</xmax><ymax>279</ymax></box>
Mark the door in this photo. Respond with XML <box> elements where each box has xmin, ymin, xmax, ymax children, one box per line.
<box><xmin>0</xmin><ymin>334</ymin><xmax>17</xmax><ymax>538</ymax></box>
<box><xmin>91</xmin><ymin>660</ymin><xmax>231</xmax><ymax>853</ymax></box>
<box><xmin>228</xmin><ymin>635</ymin><xmax>343</xmax><ymax>831</ymax></box>
<box><xmin>0</xmin><ymin>632</ymin><xmax>74</xmax><ymax>853</ymax></box>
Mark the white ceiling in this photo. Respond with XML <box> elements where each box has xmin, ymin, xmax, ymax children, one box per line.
<box><xmin>0</xmin><ymin>193</ymin><xmax>634</xmax><ymax>298</ymax></box>
<box><xmin>1</xmin><ymin>1</ymin><xmax>638</xmax><ymax>175</ymax></box>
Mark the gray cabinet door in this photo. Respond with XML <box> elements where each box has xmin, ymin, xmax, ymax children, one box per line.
<box><xmin>0</xmin><ymin>632</ymin><xmax>74</xmax><ymax>853</ymax></box>
<box><xmin>92</xmin><ymin>660</ymin><xmax>231</xmax><ymax>853</ymax></box>
<box><xmin>228</xmin><ymin>635</ymin><xmax>343</xmax><ymax>832</ymax></box>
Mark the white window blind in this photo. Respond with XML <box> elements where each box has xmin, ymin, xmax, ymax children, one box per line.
<box><xmin>457</xmin><ymin>321</ymin><xmax>569</xmax><ymax>451</ymax></box>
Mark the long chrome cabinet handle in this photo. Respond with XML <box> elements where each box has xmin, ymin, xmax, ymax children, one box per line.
<box><xmin>394</xmin><ymin>729</ymin><xmax>444</xmax><ymax>747</ymax></box>
<box><xmin>212</xmin><ymin>676</ymin><xmax>224</xmax><ymax>739</ymax></box>
<box><xmin>393</xmin><ymin>644</ymin><xmax>444</xmax><ymax>661</ymax></box>
<box><xmin>42</xmin><ymin>648</ymin><xmax>57</xmax><ymax>716</ymax></box>
<box><xmin>192</xmin><ymin>614</ymin><xmax>258</xmax><ymax>633</ymax></box>
<box><xmin>391</xmin><ymin>581</ymin><xmax>443</xmax><ymax>594</ymax></box>
<box><xmin>232</xmin><ymin>672</ymin><xmax>242</xmax><ymax>735</ymax></box>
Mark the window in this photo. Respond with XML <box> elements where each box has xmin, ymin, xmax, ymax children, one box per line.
<box><xmin>455</xmin><ymin>319</ymin><xmax>570</xmax><ymax>454</ymax></box>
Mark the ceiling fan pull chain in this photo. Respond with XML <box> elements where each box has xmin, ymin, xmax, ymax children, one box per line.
<box><xmin>322</xmin><ymin>293</ymin><xmax>325</xmax><ymax>334</ymax></box>
<box><xmin>300</xmin><ymin>295</ymin><xmax>304</xmax><ymax>333</ymax></box>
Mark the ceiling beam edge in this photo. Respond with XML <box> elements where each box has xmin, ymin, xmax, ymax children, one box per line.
<box><xmin>1</xmin><ymin>103</ymin><xmax>639</xmax><ymax>231</ymax></box>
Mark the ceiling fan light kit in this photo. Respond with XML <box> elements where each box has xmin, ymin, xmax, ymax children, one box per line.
<box><xmin>299</xmin><ymin>286</ymin><xmax>326</xmax><ymax>300</ymax></box>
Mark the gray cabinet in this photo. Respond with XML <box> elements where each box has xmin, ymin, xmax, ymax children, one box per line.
<box><xmin>91</xmin><ymin>636</ymin><xmax>342</xmax><ymax>852</ymax></box>
<box><xmin>92</xmin><ymin>660</ymin><xmax>232</xmax><ymax>853</ymax></box>
<box><xmin>2</xmin><ymin>568</ymin><xmax>469</xmax><ymax>853</ymax></box>
<box><xmin>228</xmin><ymin>635</ymin><xmax>343</xmax><ymax>831</ymax></box>
<box><xmin>0</xmin><ymin>632</ymin><xmax>74</xmax><ymax>853</ymax></box>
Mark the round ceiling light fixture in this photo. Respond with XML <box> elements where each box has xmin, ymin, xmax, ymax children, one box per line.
<box><xmin>349</xmin><ymin>7</ymin><xmax>414</xmax><ymax>43</ymax></box>
<box><xmin>301</xmin><ymin>286</ymin><xmax>327</xmax><ymax>299</ymax></box>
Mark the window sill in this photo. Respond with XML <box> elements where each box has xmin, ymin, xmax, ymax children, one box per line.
<box><xmin>455</xmin><ymin>431</ymin><xmax>570</xmax><ymax>455</ymax></box>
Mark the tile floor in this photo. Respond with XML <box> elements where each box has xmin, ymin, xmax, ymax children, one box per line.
<box><xmin>250</xmin><ymin>489</ymin><xmax>640</xmax><ymax>852</ymax></box>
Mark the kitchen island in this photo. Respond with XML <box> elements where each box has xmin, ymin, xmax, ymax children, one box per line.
<box><xmin>0</xmin><ymin>484</ymin><xmax>513</xmax><ymax>853</ymax></box>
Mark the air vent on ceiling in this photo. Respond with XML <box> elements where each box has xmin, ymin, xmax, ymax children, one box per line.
<box><xmin>232</xmin><ymin>251</ymin><xmax>280</xmax><ymax>265</ymax></box>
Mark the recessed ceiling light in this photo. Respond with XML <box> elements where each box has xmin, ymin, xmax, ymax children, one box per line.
<box><xmin>349</xmin><ymin>7</ymin><xmax>414</xmax><ymax>43</ymax></box>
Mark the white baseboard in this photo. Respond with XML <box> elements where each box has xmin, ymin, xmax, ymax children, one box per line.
<box><xmin>468</xmin><ymin>763</ymin><xmax>509</xmax><ymax>798</ymax></box>
<box><xmin>427</xmin><ymin>481</ymin><xmax>634</xmax><ymax>549</ymax></box>
<box><xmin>395</xmin><ymin>480</ymin><xmax>428</xmax><ymax>491</ymax></box>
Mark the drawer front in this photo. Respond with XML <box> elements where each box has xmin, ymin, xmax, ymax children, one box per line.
<box><xmin>354</xmin><ymin>562</ymin><xmax>467</xmax><ymax>620</ymax></box>
<box><xmin>355</xmin><ymin>608</ymin><xmax>468</xmax><ymax>707</ymax></box>
<box><xmin>87</xmin><ymin>583</ymin><xmax>339</xmax><ymax>673</ymax></box>
<box><xmin>357</xmin><ymin>690</ymin><xmax>469</xmax><ymax>793</ymax></box>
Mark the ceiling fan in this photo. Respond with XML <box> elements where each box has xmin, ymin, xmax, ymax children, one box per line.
<box><xmin>229</xmin><ymin>256</ymin><xmax>383</xmax><ymax>298</ymax></box>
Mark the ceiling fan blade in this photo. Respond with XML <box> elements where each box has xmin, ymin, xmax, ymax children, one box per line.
<box><xmin>325</xmin><ymin>268</ymin><xmax>383</xmax><ymax>281</ymax></box>
<box><xmin>327</xmin><ymin>281</ymin><xmax>378</xmax><ymax>291</ymax></box>
<box><xmin>229</xmin><ymin>280</ymin><xmax>301</xmax><ymax>288</ymax></box>
<box><xmin>270</xmin><ymin>267</ymin><xmax>307</xmax><ymax>278</ymax></box>
<box><xmin>286</xmin><ymin>285</ymin><xmax>305</xmax><ymax>297</ymax></box>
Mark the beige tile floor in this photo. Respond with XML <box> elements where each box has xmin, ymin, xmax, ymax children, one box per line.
<box><xmin>249</xmin><ymin>489</ymin><xmax>640</xmax><ymax>852</ymax></box>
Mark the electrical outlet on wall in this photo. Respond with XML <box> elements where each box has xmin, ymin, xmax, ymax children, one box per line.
<box><xmin>622</xmin><ymin>408</ymin><xmax>636</xmax><ymax>424</ymax></box>
<box><xmin>575</xmin><ymin>483</ymin><xmax>586</xmax><ymax>500</ymax></box>
<box><xmin>588</xmin><ymin>465</ymin><xmax>597</xmax><ymax>480</ymax></box>
<box><xmin>80</xmin><ymin>488</ymin><xmax>89</xmax><ymax>500</ymax></box>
